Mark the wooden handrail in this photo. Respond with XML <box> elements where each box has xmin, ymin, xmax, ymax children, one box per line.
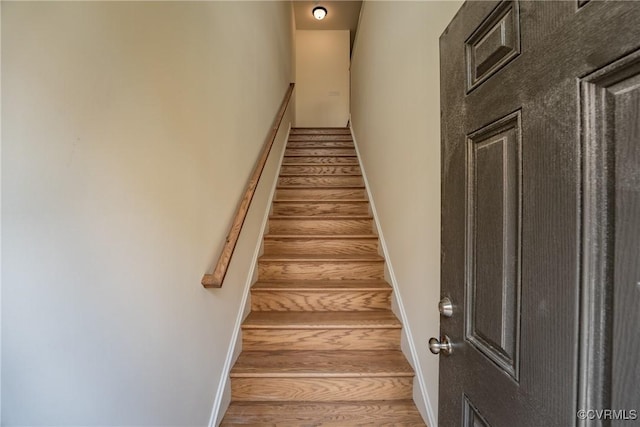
<box><xmin>202</xmin><ymin>83</ymin><xmax>295</xmax><ymax>288</ymax></box>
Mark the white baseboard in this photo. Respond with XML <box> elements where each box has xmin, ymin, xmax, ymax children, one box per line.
<box><xmin>207</xmin><ymin>123</ymin><xmax>292</xmax><ymax>427</ymax></box>
<box><xmin>349</xmin><ymin>123</ymin><xmax>437</xmax><ymax>427</ymax></box>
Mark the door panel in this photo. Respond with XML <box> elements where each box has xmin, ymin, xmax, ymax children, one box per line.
<box><xmin>581</xmin><ymin>50</ymin><xmax>640</xmax><ymax>425</ymax></box>
<box><xmin>466</xmin><ymin>111</ymin><xmax>522</xmax><ymax>380</ymax></box>
<box><xmin>612</xmin><ymin>62</ymin><xmax>640</xmax><ymax>425</ymax></box>
<box><xmin>465</xmin><ymin>1</ymin><xmax>520</xmax><ymax>92</ymax></box>
<box><xmin>440</xmin><ymin>1</ymin><xmax>640</xmax><ymax>426</ymax></box>
<box><xmin>464</xmin><ymin>395</ymin><xmax>492</xmax><ymax>427</ymax></box>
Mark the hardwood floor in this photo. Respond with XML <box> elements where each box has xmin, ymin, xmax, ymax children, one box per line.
<box><xmin>220</xmin><ymin>128</ymin><xmax>426</xmax><ymax>426</ymax></box>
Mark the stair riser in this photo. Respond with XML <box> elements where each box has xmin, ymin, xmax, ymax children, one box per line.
<box><xmin>259</xmin><ymin>261</ymin><xmax>384</xmax><ymax>280</ymax></box>
<box><xmin>241</xmin><ymin>328</ymin><xmax>401</xmax><ymax>351</ymax></box>
<box><xmin>221</xmin><ymin>401</ymin><xmax>426</xmax><ymax>425</ymax></box>
<box><xmin>272</xmin><ymin>202</ymin><xmax>369</xmax><ymax>217</ymax></box>
<box><xmin>278</xmin><ymin>176</ymin><xmax>364</xmax><ymax>187</ymax></box>
<box><xmin>231</xmin><ymin>377</ymin><xmax>413</xmax><ymax>402</ymax></box>
<box><xmin>280</xmin><ymin>165</ymin><xmax>361</xmax><ymax>175</ymax></box>
<box><xmin>287</xmin><ymin>141</ymin><xmax>354</xmax><ymax>148</ymax></box>
<box><xmin>268</xmin><ymin>218</ymin><xmax>373</xmax><ymax>234</ymax></box>
<box><xmin>251</xmin><ymin>290</ymin><xmax>391</xmax><ymax>311</ymax></box>
<box><xmin>291</xmin><ymin>129</ymin><xmax>351</xmax><ymax>135</ymax></box>
<box><xmin>286</xmin><ymin>148</ymin><xmax>356</xmax><ymax>157</ymax></box>
<box><xmin>288</xmin><ymin>135</ymin><xmax>353</xmax><ymax>142</ymax></box>
<box><xmin>263</xmin><ymin>238</ymin><xmax>378</xmax><ymax>255</ymax></box>
<box><xmin>283</xmin><ymin>156</ymin><xmax>358</xmax><ymax>164</ymax></box>
<box><xmin>276</xmin><ymin>188</ymin><xmax>366</xmax><ymax>200</ymax></box>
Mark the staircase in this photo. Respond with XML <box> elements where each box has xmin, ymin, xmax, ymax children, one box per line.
<box><xmin>221</xmin><ymin>128</ymin><xmax>426</xmax><ymax>426</ymax></box>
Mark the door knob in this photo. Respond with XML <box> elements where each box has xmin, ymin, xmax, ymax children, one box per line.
<box><xmin>429</xmin><ymin>335</ymin><xmax>453</xmax><ymax>356</ymax></box>
<box><xmin>438</xmin><ymin>297</ymin><xmax>453</xmax><ymax>317</ymax></box>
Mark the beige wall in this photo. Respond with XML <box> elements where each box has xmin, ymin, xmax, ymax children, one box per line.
<box><xmin>350</xmin><ymin>2</ymin><xmax>462</xmax><ymax>425</ymax></box>
<box><xmin>1</xmin><ymin>2</ymin><xmax>293</xmax><ymax>425</ymax></box>
<box><xmin>295</xmin><ymin>30</ymin><xmax>350</xmax><ymax>127</ymax></box>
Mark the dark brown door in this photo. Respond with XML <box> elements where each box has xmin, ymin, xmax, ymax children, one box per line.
<box><xmin>439</xmin><ymin>1</ymin><xmax>640</xmax><ymax>426</ymax></box>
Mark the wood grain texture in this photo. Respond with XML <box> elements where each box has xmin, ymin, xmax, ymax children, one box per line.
<box><xmin>221</xmin><ymin>401</ymin><xmax>426</xmax><ymax>425</ymax></box>
<box><xmin>241</xmin><ymin>310</ymin><xmax>402</xmax><ymax>351</ymax></box>
<box><xmin>251</xmin><ymin>289</ymin><xmax>390</xmax><ymax>312</ymax></box>
<box><xmin>275</xmin><ymin>187</ymin><xmax>366</xmax><ymax>200</ymax></box>
<box><xmin>287</xmin><ymin>141</ymin><xmax>355</xmax><ymax>151</ymax></box>
<box><xmin>283</xmin><ymin>156</ymin><xmax>359</xmax><ymax>164</ymax></box>
<box><xmin>271</xmin><ymin>201</ymin><xmax>369</xmax><ymax>216</ymax></box>
<box><xmin>220</xmin><ymin>127</ymin><xmax>423</xmax><ymax>424</ymax></box>
<box><xmin>258</xmin><ymin>259</ymin><xmax>385</xmax><ymax>281</ymax></box>
<box><xmin>285</xmin><ymin>148</ymin><xmax>357</xmax><ymax>157</ymax></box>
<box><xmin>231</xmin><ymin>350</ymin><xmax>412</xmax><ymax>377</ymax></box>
<box><xmin>201</xmin><ymin>83</ymin><xmax>294</xmax><ymax>288</ymax></box>
<box><xmin>251</xmin><ymin>279</ymin><xmax>391</xmax><ymax>291</ymax></box>
<box><xmin>241</xmin><ymin>328</ymin><xmax>402</xmax><ymax>351</ymax></box>
<box><xmin>288</xmin><ymin>135</ymin><xmax>354</xmax><ymax>142</ymax></box>
<box><xmin>278</xmin><ymin>175</ymin><xmax>364</xmax><ymax>187</ymax></box>
<box><xmin>242</xmin><ymin>311</ymin><xmax>401</xmax><ymax>329</ymax></box>
<box><xmin>263</xmin><ymin>235</ymin><xmax>378</xmax><ymax>255</ymax></box>
<box><xmin>267</xmin><ymin>216</ymin><xmax>374</xmax><ymax>234</ymax></box>
<box><xmin>290</xmin><ymin>128</ymin><xmax>351</xmax><ymax>135</ymax></box>
<box><xmin>231</xmin><ymin>377</ymin><xmax>414</xmax><ymax>401</ymax></box>
<box><xmin>280</xmin><ymin>165</ymin><xmax>361</xmax><ymax>175</ymax></box>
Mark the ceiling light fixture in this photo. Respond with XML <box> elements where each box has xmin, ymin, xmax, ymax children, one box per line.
<box><xmin>313</xmin><ymin>6</ymin><xmax>327</xmax><ymax>20</ymax></box>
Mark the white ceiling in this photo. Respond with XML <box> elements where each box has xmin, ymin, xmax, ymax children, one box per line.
<box><xmin>293</xmin><ymin>1</ymin><xmax>363</xmax><ymax>51</ymax></box>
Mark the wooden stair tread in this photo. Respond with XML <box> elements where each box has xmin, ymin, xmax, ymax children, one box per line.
<box><xmin>231</xmin><ymin>350</ymin><xmax>413</xmax><ymax>378</ymax></box>
<box><xmin>291</xmin><ymin>128</ymin><xmax>351</xmax><ymax>133</ymax></box>
<box><xmin>277</xmin><ymin>185</ymin><xmax>365</xmax><ymax>189</ymax></box>
<box><xmin>288</xmin><ymin>138</ymin><xmax>353</xmax><ymax>140</ymax></box>
<box><xmin>288</xmin><ymin>137</ymin><xmax>353</xmax><ymax>140</ymax></box>
<box><xmin>285</xmin><ymin>153</ymin><xmax>356</xmax><ymax>157</ymax></box>
<box><xmin>271</xmin><ymin>200</ymin><xmax>369</xmax><ymax>216</ymax></box>
<box><xmin>278</xmin><ymin>177</ymin><xmax>365</xmax><ymax>187</ymax></box>
<box><xmin>267</xmin><ymin>217</ymin><xmax>374</xmax><ymax>235</ymax></box>
<box><xmin>281</xmin><ymin>165</ymin><xmax>359</xmax><ymax>170</ymax></box>
<box><xmin>274</xmin><ymin>187</ymin><xmax>367</xmax><ymax>199</ymax></box>
<box><xmin>283</xmin><ymin>154</ymin><xmax>358</xmax><ymax>157</ymax></box>
<box><xmin>221</xmin><ymin>400</ymin><xmax>426</xmax><ymax>425</ymax></box>
<box><xmin>287</xmin><ymin>136</ymin><xmax>353</xmax><ymax>139</ymax></box>
<box><xmin>289</xmin><ymin>136</ymin><xmax>351</xmax><ymax>138</ymax></box>
<box><xmin>287</xmin><ymin>145</ymin><xmax>354</xmax><ymax>149</ymax></box>
<box><xmin>264</xmin><ymin>234</ymin><xmax>377</xmax><ymax>239</ymax></box>
<box><xmin>287</xmin><ymin>144</ymin><xmax>353</xmax><ymax>146</ymax></box>
<box><xmin>281</xmin><ymin>162</ymin><xmax>358</xmax><ymax>166</ymax></box>
<box><xmin>288</xmin><ymin>135</ymin><xmax>352</xmax><ymax>138</ymax></box>
<box><xmin>273</xmin><ymin>199</ymin><xmax>367</xmax><ymax>203</ymax></box>
<box><xmin>287</xmin><ymin>143</ymin><xmax>354</xmax><ymax>145</ymax></box>
<box><xmin>260</xmin><ymin>254</ymin><xmax>384</xmax><ymax>262</ymax></box>
<box><xmin>283</xmin><ymin>157</ymin><xmax>359</xmax><ymax>163</ymax></box>
<box><xmin>242</xmin><ymin>311</ymin><xmax>401</xmax><ymax>329</ymax></box>
<box><xmin>279</xmin><ymin>173</ymin><xmax>362</xmax><ymax>177</ymax></box>
<box><xmin>252</xmin><ymin>279</ymin><xmax>390</xmax><ymax>291</ymax></box>
<box><xmin>276</xmin><ymin>186</ymin><xmax>364</xmax><ymax>190</ymax></box>
<box><xmin>270</xmin><ymin>215</ymin><xmax>373</xmax><ymax>220</ymax></box>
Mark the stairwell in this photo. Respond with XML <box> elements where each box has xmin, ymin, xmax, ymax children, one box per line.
<box><xmin>221</xmin><ymin>128</ymin><xmax>426</xmax><ymax>425</ymax></box>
